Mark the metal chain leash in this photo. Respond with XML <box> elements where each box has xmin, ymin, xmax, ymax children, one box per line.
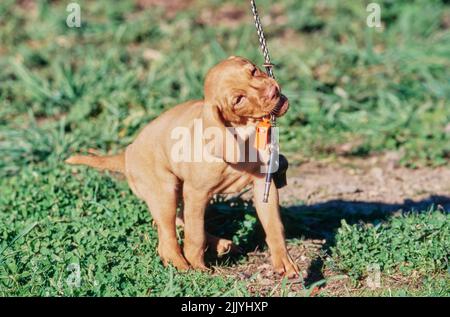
<box><xmin>250</xmin><ymin>0</ymin><xmax>280</xmax><ymax>203</ymax></box>
<box><xmin>250</xmin><ymin>0</ymin><xmax>275</xmax><ymax>80</ymax></box>
<box><xmin>250</xmin><ymin>0</ymin><xmax>277</xmax><ymax>128</ymax></box>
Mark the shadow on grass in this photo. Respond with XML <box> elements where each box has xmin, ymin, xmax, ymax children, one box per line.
<box><xmin>204</xmin><ymin>194</ymin><xmax>450</xmax><ymax>286</ymax></box>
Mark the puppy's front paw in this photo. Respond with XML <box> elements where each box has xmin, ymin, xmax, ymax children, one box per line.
<box><xmin>184</xmin><ymin>245</ymin><xmax>209</xmax><ymax>271</ymax></box>
<box><xmin>158</xmin><ymin>244</ymin><xmax>190</xmax><ymax>271</ymax></box>
<box><xmin>190</xmin><ymin>262</ymin><xmax>210</xmax><ymax>272</ymax></box>
<box><xmin>272</xmin><ymin>254</ymin><xmax>300</xmax><ymax>279</ymax></box>
<box><xmin>185</xmin><ymin>254</ymin><xmax>209</xmax><ymax>271</ymax></box>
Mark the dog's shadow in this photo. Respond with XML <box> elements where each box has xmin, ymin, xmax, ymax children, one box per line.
<box><xmin>204</xmin><ymin>194</ymin><xmax>450</xmax><ymax>286</ymax></box>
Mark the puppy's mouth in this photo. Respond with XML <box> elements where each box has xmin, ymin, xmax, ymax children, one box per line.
<box><xmin>269</xmin><ymin>94</ymin><xmax>289</xmax><ymax>117</ymax></box>
<box><xmin>245</xmin><ymin>94</ymin><xmax>289</xmax><ymax>121</ymax></box>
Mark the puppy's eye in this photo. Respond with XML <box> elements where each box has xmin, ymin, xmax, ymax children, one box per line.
<box><xmin>233</xmin><ymin>95</ymin><xmax>245</xmax><ymax>106</ymax></box>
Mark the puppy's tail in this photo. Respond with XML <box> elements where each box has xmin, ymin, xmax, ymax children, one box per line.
<box><xmin>65</xmin><ymin>152</ymin><xmax>125</xmax><ymax>174</ymax></box>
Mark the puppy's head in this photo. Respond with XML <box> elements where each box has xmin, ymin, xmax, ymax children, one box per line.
<box><xmin>204</xmin><ymin>56</ymin><xmax>289</xmax><ymax>124</ymax></box>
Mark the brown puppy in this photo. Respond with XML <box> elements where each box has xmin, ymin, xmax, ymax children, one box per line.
<box><xmin>66</xmin><ymin>56</ymin><xmax>299</xmax><ymax>277</ymax></box>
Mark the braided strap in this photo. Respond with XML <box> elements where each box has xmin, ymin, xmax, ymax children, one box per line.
<box><xmin>250</xmin><ymin>0</ymin><xmax>275</xmax><ymax>79</ymax></box>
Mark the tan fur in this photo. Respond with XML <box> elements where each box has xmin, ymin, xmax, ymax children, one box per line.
<box><xmin>66</xmin><ymin>153</ymin><xmax>125</xmax><ymax>174</ymax></box>
<box><xmin>66</xmin><ymin>56</ymin><xmax>298</xmax><ymax>277</ymax></box>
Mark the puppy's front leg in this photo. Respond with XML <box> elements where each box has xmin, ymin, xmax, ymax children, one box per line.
<box><xmin>182</xmin><ymin>185</ymin><xmax>209</xmax><ymax>270</ymax></box>
<box><xmin>253</xmin><ymin>176</ymin><xmax>299</xmax><ymax>278</ymax></box>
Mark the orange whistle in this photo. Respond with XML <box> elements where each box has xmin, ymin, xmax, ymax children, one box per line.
<box><xmin>254</xmin><ymin>118</ymin><xmax>271</xmax><ymax>150</ymax></box>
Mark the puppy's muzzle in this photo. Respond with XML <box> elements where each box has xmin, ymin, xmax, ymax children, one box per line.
<box><xmin>271</xmin><ymin>94</ymin><xmax>289</xmax><ymax>117</ymax></box>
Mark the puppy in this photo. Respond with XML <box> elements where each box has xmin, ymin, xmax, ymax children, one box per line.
<box><xmin>66</xmin><ymin>56</ymin><xmax>299</xmax><ymax>277</ymax></box>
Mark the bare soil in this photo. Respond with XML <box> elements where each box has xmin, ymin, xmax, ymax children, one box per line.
<box><xmin>280</xmin><ymin>154</ymin><xmax>450</xmax><ymax>209</ymax></box>
<box><xmin>214</xmin><ymin>154</ymin><xmax>450</xmax><ymax>296</ymax></box>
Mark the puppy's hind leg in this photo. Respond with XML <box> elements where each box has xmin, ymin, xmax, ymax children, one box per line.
<box><xmin>182</xmin><ymin>184</ymin><xmax>210</xmax><ymax>270</ymax></box>
<box><xmin>139</xmin><ymin>179</ymin><xmax>190</xmax><ymax>271</ymax></box>
<box><xmin>205</xmin><ymin>233</ymin><xmax>241</xmax><ymax>257</ymax></box>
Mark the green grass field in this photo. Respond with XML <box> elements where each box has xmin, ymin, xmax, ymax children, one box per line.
<box><xmin>0</xmin><ymin>0</ymin><xmax>449</xmax><ymax>296</ymax></box>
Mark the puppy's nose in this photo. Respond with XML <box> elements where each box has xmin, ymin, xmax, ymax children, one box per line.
<box><xmin>266</xmin><ymin>85</ymin><xmax>280</xmax><ymax>100</ymax></box>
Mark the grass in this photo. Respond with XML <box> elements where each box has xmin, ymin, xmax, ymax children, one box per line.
<box><xmin>330</xmin><ymin>211</ymin><xmax>449</xmax><ymax>280</ymax></box>
<box><xmin>0</xmin><ymin>0</ymin><xmax>449</xmax><ymax>296</ymax></box>
<box><xmin>0</xmin><ymin>165</ymin><xmax>248</xmax><ymax>296</ymax></box>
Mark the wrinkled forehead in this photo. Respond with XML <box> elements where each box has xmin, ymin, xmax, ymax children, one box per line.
<box><xmin>204</xmin><ymin>56</ymin><xmax>260</xmax><ymax>96</ymax></box>
<box><xmin>224</xmin><ymin>56</ymin><xmax>255</xmax><ymax>70</ymax></box>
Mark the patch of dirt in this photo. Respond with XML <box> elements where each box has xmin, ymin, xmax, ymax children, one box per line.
<box><xmin>196</xmin><ymin>4</ymin><xmax>248</xmax><ymax>28</ymax></box>
<box><xmin>441</xmin><ymin>11</ymin><xmax>450</xmax><ymax>30</ymax></box>
<box><xmin>280</xmin><ymin>154</ymin><xmax>450</xmax><ymax>210</ymax></box>
<box><xmin>215</xmin><ymin>155</ymin><xmax>450</xmax><ymax>296</ymax></box>
<box><xmin>135</xmin><ymin>0</ymin><xmax>194</xmax><ymax>17</ymax></box>
<box><xmin>134</xmin><ymin>1</ymin><xmax>289</xmax><ymax>28</ymax></box>
<box><xmin>214</xmin><ymin>240</ymin><xmax>327</xmax><ymax>296</ymax></box>
<box><xmin>16</xmin><ymin>0</ymin><xmax>36</xmax><ymax>11</ymax></box>
<box><xmin>196</xmin><ymin>2</ymin><xmax>288</xmax><ymax>28</ymax></box>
